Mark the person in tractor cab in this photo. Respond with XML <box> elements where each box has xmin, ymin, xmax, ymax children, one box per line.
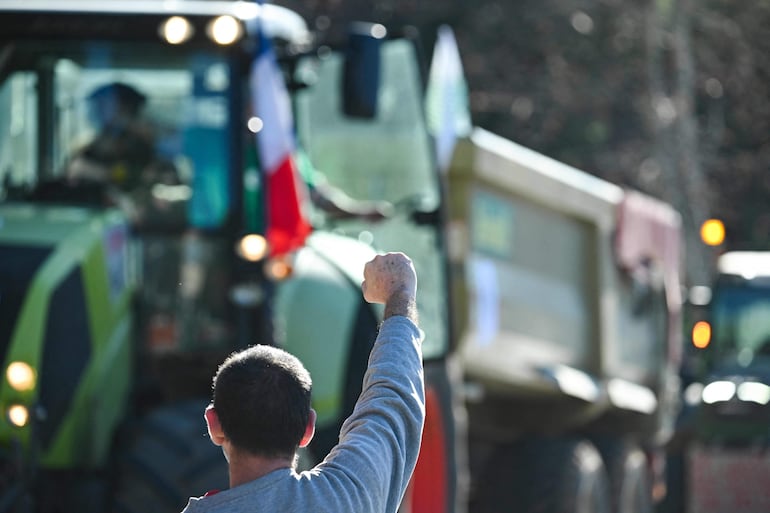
<box><xmin>181</xmin><ymin>252</ymin><xmax>424</xmax><ymax>513</ymax></box>
<box><xmin>65</xmin><ymin>81</ymin><xmax>187</xmax><ymax>230</ymax></box>
<box><xmin>67</xmin><ymin>82</ymin><xmax>156</xmax><ymax>186</ymax></box>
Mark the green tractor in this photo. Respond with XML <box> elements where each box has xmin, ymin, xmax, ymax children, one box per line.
<box><xmin>0</xmin><ymin>2</ymin><xmax>459</xmax><ymax>512</ymax></box>
<box><xmin>664</xmin><ymin>251</ymin><xmax>770</xmax><ymax>513</ymax></box>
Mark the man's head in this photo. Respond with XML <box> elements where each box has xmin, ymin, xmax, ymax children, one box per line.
<box><xmin>87</xmin><ymin>82</ymin><xmax>146</xmax><ymax>128</ymax></box>
<box><xmin>207</xmin><ymin>345</ymin><xmax>314</xmax><ymax>459</ymax></box>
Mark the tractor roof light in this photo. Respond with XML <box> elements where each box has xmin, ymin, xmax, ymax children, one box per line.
<box><xmin>160</xmin><ymin>16</ymin><xmax>194</xmax><ymax>45</ymax></box>
<box><xmin>207</xmin><ymin>15</ymin><xmax>243</xmax><ymax>45</ymax></box>
<box><xmin>236</xmin><ymin>234</ymin><xmax>269</xmax><ymax>262</ymax></box>
<box><xmin>6</xmin><ymin>361</ymin><xmax>35</xmax><ymax>392</ymax></box>
<box><xmin>7</xmin><ymin>404</ymin><xmax>30</xmax><ymax>428</ymax></box>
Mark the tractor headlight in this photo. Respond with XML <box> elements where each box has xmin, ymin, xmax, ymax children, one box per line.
<box><xmin>236</xmin><ymin>234</ymin><xmax>269</xmax><ymax>262</ymax></box>
<box><xmin>7</xmin><ymin>404</ymin><xmax>30</xmax><ymax>428</ymax></box>
<box><xmin>736</xmin><ymin>381</ymin><xmax>770</xmax><ymax>405</ymax></box>
<box><xmin>684</xmin><ymin>382</ymin><xmax>704</xmax><ymax>406</ymax></box>
<box><xmin>701</xmin><ymin>380</ymin><xmax>736</xmax><ymax>404</ymax></box>
<box><xmin>6</xmin><ymin>361</ymin><xmax>35</xmax><ymax>392</ymax></box>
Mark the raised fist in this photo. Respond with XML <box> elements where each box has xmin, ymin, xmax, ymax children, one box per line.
<box><xmin>361</xmin><ymin>252</ymin><xmax>417</xmax><ymax>305</ymax></box>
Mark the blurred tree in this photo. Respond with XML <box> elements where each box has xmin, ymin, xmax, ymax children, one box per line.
<box><xmin>645</xmin><ymin>0</ymin><xmax>715</xmax><ymax>286</ymax></box>
<box><xmin>691</xmin><ymin>1</ymin><xmax>770</xmax><ymax>251</ymax></box>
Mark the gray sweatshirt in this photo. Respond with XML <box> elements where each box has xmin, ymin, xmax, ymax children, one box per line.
<box><xmin>180</xmin><ymin>316</ymin><xmax>425</xmax><ymax>513</ymax></box>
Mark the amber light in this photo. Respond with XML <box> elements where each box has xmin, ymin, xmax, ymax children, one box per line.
<box><xmin>692</xmin><ymin>321</ymin><xmax>712</xmax><ymax>349</ymax></box>
<box><xmin>265</xmin><ymin>257</ymin><xmax>293</xmax><ymax>281</ymax></box>
<box><xmin>700</xmin><ymin>219</ymin><xmax>725</xmax><ymax>247</ymax></box>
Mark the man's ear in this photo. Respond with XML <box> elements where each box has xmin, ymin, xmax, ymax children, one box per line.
<box><xmin>204</xmin><ymin>405</ymin><xmax>226</xmax><ymax>447</ymax></box>
<box><xmin>299</xmin><ymin>409</ymin><xmax>317</xmax><ymax>448</ymax></box>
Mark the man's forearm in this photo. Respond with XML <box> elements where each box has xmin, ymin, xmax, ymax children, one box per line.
<box><xmin>383</xmin><ymin>291</ymin><xmax>418</xmax><ymax>325</ymax></box>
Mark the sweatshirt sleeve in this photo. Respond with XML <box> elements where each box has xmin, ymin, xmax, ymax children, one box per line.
<box><xmin>314</xmin><ymin>315</ymin><xmax>425</xmax><ymax>513</ymax></box>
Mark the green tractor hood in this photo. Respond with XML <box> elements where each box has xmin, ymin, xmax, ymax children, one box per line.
<box><xmin>0</xmin><ymin>202</ymin><xmax>134</xmax><ymax>471</ymax></box>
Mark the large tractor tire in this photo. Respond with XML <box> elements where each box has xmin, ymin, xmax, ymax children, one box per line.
<box><xmin>595</xmin><ymin>439</ymin><xmax>653</xmax><ymax>513</ymax></box>
<box><xmin>472</xmin><ymin>437</ymin><xmax>612</xmax><ymax>513</ymax></box>
<box><xmin>110</xmin><ymin>400</ymin><xmax>228</xmax><ymax>513</ymax></box>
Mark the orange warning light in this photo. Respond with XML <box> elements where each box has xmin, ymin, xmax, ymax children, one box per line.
<box><xmin>692</xmin><ymin>321</ymin><xmax>712</xmax><ymax>349</ymax></box>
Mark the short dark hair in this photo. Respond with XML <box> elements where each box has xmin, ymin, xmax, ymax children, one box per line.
<box><xmin>88</xmin><ymin>82</ymin><xmax>146</xmax><ymax>115</ymax></box>
<box><xmin>212</xmin><ymin>345</ymin><xmax>312</xmax><ymax>458</ymax></box>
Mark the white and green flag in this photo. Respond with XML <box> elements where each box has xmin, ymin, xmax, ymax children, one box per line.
<box><xmin>425</xmin><ymin>25</ymin><xmax>472</xmax><ymax>173</ymax></box>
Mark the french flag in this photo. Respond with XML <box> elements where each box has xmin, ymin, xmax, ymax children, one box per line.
<box><xmin>251</xmin><ymin>11</ymin><xmax>312</xmax><ymax>256</ymax></box>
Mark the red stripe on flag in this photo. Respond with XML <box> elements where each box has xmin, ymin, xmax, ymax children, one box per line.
<box><xmin>252</xmin><ymin>25</ymin><xmax>312</xmax><ymax>256</ymax></box>
<box><xmin>265</xmin><ymin>155</ymin><xmax>312</xmax><ymax>256</ymax></box>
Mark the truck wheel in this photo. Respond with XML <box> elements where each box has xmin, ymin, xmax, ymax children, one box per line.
<box><xmin>595</xmin><ymin>439</ymin><xmax>653</xmax><ymax>513</ymax></box>
<box><xmin>110</xmin><ymin>400</ymin><xmax>229</xmax><ymax>513</ymax></box>
<box><xmin>472</xmin><ymin>437</ymin><xmax>611</xmax><ymax>513</ymax></box>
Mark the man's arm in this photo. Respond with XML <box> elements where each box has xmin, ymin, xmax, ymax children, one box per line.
<box><xmin>382</xmin><ymin>290</ymin><xmax>418</xmax><ymax>323</ymax></box>
<box><xmin>310</xmin><ymin>253</ymin><xmax>424</xmax><ymax>513</ymax></box>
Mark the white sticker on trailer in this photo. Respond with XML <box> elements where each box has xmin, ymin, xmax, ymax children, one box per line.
<box><xmin>469</xmin><ymin>257</ymin><xmax>499</xmax><ymax>348</ymax></box>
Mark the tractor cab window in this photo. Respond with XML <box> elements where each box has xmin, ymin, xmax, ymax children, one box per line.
<box><xmin>0</xmin><ymin>41</ymin><xmax>234</xmax><ymax>231</ymax></box>
<box><xmin>0</xmin><ymin>72</ymin><xmax>37</xmax><ymax>192</ymax></box>
<box><xmin>712</xmin><ymin>284</ymin><xmax>770</xmax><ymax>361</ymax></box>
<box><xmin>293</xmin><ymin>39</ymin><xmax>449</xmax><ymax>359</ymax></box>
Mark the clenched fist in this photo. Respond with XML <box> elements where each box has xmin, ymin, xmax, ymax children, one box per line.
<box><xmin>362</xmin><ymin>253</ymin><xmax>418</xmax><ymax>322</ymax></box>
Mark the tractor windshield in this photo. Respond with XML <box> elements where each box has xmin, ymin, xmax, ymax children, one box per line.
<box><xmin>0</xmin><ymin>40</ymin><xmax>235</xmax><ymax>230</ymax></box>
<box><xmin>711</xmin><ymin>283</ymin><xmax>770</xmax><ymax>361</ymax></box>
<box><xmin>0</xmin><ymin>38</ymin><xmax>245</xmax><ymax>355</ymax></box>
<box><xmin>293</xmin><ymin>39</ymin><xmax>449</xmax><ymax>359</ymax></box>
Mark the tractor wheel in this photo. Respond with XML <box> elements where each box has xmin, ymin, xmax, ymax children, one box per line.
<box><xmin>110</xmin><ymin>399</ymin><xmax>228</xmax><ymax>513</ymax></box>
<box><xmin>472</xmin><ymin>436</ymin><xmax>612</xmax><ymax>513</ymax></box>
<box><xmin>595</xmin><ymin>439</ymin><xmax>653</xmax><ymax>513</ymax></box>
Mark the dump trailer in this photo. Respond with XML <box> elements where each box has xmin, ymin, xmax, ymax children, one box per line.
<box><xmin>446</xmin><ymin>129</ymin><xmax>684</xmax><ymax>513</ymax></box>
<box><xmin>673</xmin><ymin>251</ymin><xmax>770</xmax><ymax>513</ymax></box>
<box><xmin>0</xmin><ymin>2</ymin><xmax>460</xmax><ymax>512</ymax></box>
